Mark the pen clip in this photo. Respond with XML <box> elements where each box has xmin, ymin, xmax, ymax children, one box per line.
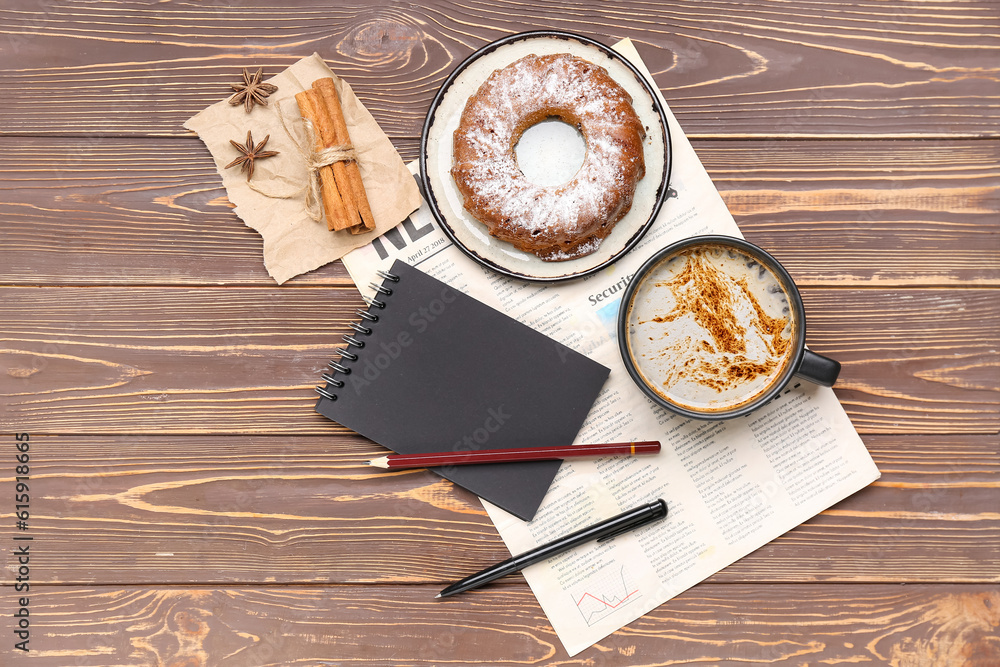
<box><xmin>597</xmin><ymin>522</ymin><xmax>639</xmax><ymax>543</ymax></box>
<box><xmin>597</xmin><ymin>500</ymin><xmax>668</xmax><ymax>543</ymax></box>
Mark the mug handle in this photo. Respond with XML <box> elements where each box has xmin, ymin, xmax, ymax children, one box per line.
<box><xmin>795</xmin><ymin>349</ymin><xmax>841</xmax><ymax>387</ymax></box>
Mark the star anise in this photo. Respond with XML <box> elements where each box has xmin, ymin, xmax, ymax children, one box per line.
<box><xmin>228</xmin><ymin>67</ymin><xmax>279</xmax><ymax>113</ymax></box>
<box><xmin>225</xmin><ymin>131</ymin><xmax>279</xmax><ymax>181</ymax></box>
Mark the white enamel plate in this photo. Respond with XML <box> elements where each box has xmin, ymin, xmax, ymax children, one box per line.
<box><xmin>420</xmin><ymin>31</ymin><xmax>672</xmax><ymax>282</ymax></box>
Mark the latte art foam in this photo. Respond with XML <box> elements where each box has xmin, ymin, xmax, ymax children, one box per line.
<box><xmin>626</xmin><ymin>244</ymin><xmax>795</xmax><ymax>412</ymax></box>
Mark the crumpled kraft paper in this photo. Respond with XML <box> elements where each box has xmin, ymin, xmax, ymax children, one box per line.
<box><xmin>184</xmin><ymin>53</ymin><xmax>421</xmax><ymax>284</ymax></box>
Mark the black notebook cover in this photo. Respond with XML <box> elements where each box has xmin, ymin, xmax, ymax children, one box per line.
<box><xmin>315</xmin><ymin>259</ymin><xmax>609</xmax><ymax>521</ymax></box>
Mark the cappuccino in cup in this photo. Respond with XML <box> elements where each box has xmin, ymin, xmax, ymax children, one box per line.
<box><xmin>619</xmin><ymin>236</ymin><xmax>839</xmax><ymax>420</ymax></box>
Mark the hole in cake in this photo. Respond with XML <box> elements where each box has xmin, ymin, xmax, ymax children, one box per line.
<box><xmin>514</xmin><ymin>118</ymin><xmax>586</xmax><ymax>187</ymax></box>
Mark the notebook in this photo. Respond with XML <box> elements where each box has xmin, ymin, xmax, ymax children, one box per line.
<box><xmin>315</xmin><ymin>259</ymin><xmax>610</xmax><ymax>520</ymax></box>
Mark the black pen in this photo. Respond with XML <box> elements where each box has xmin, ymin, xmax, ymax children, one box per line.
<box><xmin>436</xmin><ymin>499</ymin><xmax>668</xmax><ymax>598</ymax></box>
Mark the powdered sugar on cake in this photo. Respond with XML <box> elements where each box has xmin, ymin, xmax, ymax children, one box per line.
<box><xmin>451</xmin><ymin>53</ymin><xmax>646</xmax><ymax>261</ymax></box>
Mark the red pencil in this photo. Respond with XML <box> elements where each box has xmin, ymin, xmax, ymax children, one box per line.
<box><xmin>367</xmin><ymin>441</ymin><xmax>661</xmax><ymax>469</ymax></box>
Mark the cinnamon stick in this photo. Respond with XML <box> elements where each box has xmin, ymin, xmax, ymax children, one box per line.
<box><xmin>294</xmin><ymin>89</ymin><xmax>354</xmax><ymax>232</ymax></box>
<box><xmin>311</xmin><ymin>77</ymin><xmax>376</xmax><ymax>233</ymax></box>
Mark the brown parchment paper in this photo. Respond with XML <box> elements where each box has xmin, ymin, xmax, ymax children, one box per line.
<box><xmin>184</xmin><ymin>54</ymin><xmax>421</xmax><ymax>284</ymax></box>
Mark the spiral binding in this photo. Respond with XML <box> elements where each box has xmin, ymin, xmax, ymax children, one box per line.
<box><xmin>315</xmin><ymin>269</ymin><xmax>399</xmax><ymax>401</ymax></box>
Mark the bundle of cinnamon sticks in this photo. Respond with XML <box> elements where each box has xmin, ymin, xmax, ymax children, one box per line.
<box><xmin>295</xmin><ymin>78</ymin><xmax>375</xmax><ymax>235</ymax></box>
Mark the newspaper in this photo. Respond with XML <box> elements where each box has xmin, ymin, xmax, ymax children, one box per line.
<box><xmin>341</xmin><ymin>39</ymin><xmax>879</xmax><ymax>656</ymax></box>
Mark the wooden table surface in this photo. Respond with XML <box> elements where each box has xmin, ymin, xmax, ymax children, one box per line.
<box><xmin>1</xmin><ymin>1</ymin><xmax>998</xmax><ymax>665</ymax></box>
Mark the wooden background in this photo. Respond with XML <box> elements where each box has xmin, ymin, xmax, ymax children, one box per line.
<box><xmin>1</xmin><ymin>1</ymin><xmax>998</xmax><ymax>664</ymax></box>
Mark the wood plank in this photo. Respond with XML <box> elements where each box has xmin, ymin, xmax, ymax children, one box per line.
<box><xmin>1</xmin><ymin>287</ymin><xmax>996</xmax><ymax>435</ymax></box>
<box><xmin>0</xmin><ymin>1</ymin><xmax>997</xmax><ymax>138</ymax></box>
<box><xmin>712</xmin><ymin>141</ymin><xmax>1000</xmax><ymax>287</ymax></box>
<box><xmin>1</xmin><ymin>434</ymin><xmax>995</xmax><ymax>585</ymax></box>
<box><xmin>0</xmin><ymin>137</ymin><xmax>996</xmax><ymax>286</ymax></box>
<box><xmin>802</xmin><ymin>289</ymin><xmax>1000</xmax><ymax>434</ymax></box>
<box><xmin>6</xmin><ymin>584</ymin><xmax>998</xmax><ymax>664</ymax></box>
<box><xmin>734</xmin><ymin>433</ymin><xmax>1000</xmax><ymax>583</ymax></box>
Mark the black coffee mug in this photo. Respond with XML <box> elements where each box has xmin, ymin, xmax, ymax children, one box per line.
<box><xmin>618</xmin><ymin>235</ymin><xmax>840</xmax><ymax>420</ymax></box>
